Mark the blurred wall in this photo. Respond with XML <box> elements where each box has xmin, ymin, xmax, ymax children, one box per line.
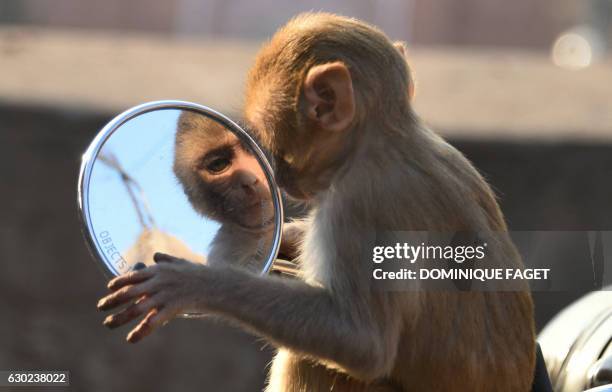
<box><xmin>0</xmin><ymin>0</ymin><xmax>585</xmax><ymax>47</ymax></box>
<box><xmin>412</xmin><ymin>0</ymin><xmax>582</xmax><ymax>47</ymax></box>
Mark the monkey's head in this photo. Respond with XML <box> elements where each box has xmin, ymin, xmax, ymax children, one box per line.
<box><xmin>244</xmin><ymin>13</ymin><xmax>415</xmax><ymax>200</ymax></box>
<box><xmin>173</xmin><ymin>111</ymin><xmax>274</xmax><ymax>232</ymax></box>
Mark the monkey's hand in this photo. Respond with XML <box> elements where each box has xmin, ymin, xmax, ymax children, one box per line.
<box><xmin>96</xmin><ymin>253</ymin><xmax>209</xmax><ymax>343</ymax></box>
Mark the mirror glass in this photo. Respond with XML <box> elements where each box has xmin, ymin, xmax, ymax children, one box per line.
<box><xmin>79</xmin><ymin>102</ymin><xmax>282</xmax><ymax>278</ymax></box>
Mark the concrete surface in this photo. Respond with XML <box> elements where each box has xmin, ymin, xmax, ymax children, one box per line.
<box><xmin>1</xmin><ymin>26</ymin><xmax>611</xmax><ymax>140</ymax></box>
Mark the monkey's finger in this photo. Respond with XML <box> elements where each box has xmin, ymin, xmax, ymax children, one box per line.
<box><xmin>103</xmin><ymin>294</ymin><xmax>160</xmax><ymax>329</ymax></box>
<box><xmin>97</xmin><ymin>279</ymin><xmax>158</xmax><ymax>311</ymax></box>
<box><xmin>107</xmin><ymin>267</ymin><xmax>156</xmax><ymax>291</ymax></box>
<box><xmin>131</xmin><ymin>262</ymin><xmax>147</xmax><ymax>271</ymax></box>
<box><xmin>126</xmin><ymin>306</ymin><xmax>176</xmax><ymax>344</ymax></box>
<box><xmin>153</xmin><ymin>252</ymin><xmax>183</xmax><ymax>263</ymax></box>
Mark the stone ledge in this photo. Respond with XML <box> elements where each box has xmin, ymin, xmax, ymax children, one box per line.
<box><xmin>1</xmin><ymin>26</ymin><xmax>611</xmax><ymax>141</ymax></box>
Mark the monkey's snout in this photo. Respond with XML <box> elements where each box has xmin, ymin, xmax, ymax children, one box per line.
<box><xmin>229</xmin><ymin>170</ymin><xmax>258</xmax><ymax>194</ymax></box>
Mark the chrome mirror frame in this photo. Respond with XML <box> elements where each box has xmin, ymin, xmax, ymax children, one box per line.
<box><xmin>77</xmin><ymin>100</ymin><xmax>284</xmax><ymax>279</ymax></box>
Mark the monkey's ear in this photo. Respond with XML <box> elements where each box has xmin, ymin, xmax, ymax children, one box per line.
<box><xmin>393</xmin><ymin>41</ymin><xmax>408</xmax><ymax>58</ymax></box>
<box><xmin>393</xmin><ymin>41</ymin><xmax>416</xmax><ymax>101</ymax></box>
<box><xmin>303</xmin><ymin>62</ymin><xmax>355</xmax><ymax>132</ymax></box>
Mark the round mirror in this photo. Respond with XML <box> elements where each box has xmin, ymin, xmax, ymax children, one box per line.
<box><xmin>78</xmin><ymin>101</ymin><xmax>283</xmax><ymax>279</ymax></box>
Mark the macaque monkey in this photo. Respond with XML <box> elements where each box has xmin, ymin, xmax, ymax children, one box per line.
<box><xmin>98</xmin><ymin>13</ymin><xmax>536</xmax><ymax>391</ymax></box>
<box><xmin>172</xmin><ymin>111</ymin><xmax>276</xmax><ymax>271</ymax></box>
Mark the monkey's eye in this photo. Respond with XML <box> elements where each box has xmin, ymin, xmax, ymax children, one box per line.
<box><xmin>199</xmin><ymin>145</ymin><xmax>235</xmax><ymax>174</ymax></box>
<box><xmin>205</xmin><ymin>157</ymin><xmax>231</xmax><ymax>174</ymax></box>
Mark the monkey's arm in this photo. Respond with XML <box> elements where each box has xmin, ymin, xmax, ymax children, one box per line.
<box><xmin>99</xmin><ymin>254</ymin><xmax>401</xmax><ymax>381</ymax></box>
<box><xmin>207</xmin><ymin>269</ymin><xmax>400</xmax><ymax>380</ymax></box>
<box><xmin>277</xmin><ymin>219</ymin><xmax>309</xmax><ymax>261</ymax></box>
<box><xmin>206</xmin><ymin>226</ymin><xmax>270</xmax><ymax>273</ymax></box>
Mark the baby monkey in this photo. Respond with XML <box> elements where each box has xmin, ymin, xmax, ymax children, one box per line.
<box><xmin>99</xmin><ymin>13</ymin><xmax>536</xmax><ymax>391</ymax></box>
<box><xmin>173</xmin><ymin>111</ymin><xmax>275</xmax><ymax>271</ymax></box>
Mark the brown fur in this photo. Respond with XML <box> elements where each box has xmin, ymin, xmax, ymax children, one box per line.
<box><xmin>232</xmin><ymin>13</ymin><xmax>536</xmax><ymax>391</ymax></box>
<box><xmin>173</xmin><ymin>111</ymin><xmax>275</xmax><ymax>271</ymax></box>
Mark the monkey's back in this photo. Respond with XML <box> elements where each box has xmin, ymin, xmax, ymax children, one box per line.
<box><xmin>266</xmin><ymin>126</ymin><xmax>535</xmax><ymax>391</ymax></box>
<box><xmin>384</xmin><ymin>128</ymin><xmax>536</xmax><ymax>391</ymax></box>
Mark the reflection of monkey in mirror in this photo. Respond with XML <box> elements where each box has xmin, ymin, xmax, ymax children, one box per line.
<box><xmin>99</xmin><ymin>13</ymin><xmax>535</xmax><ymax>391</ymax></box>
<box><xmin>173</xmin><ymin>111</ymin><xmax>275</xmax><ymax>271</ymax></box>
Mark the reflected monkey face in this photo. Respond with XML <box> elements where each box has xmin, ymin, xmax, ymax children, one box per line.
<box><xmin>197</xmin><ymin>133</ymin><xmax>274</xmax><ymax>230</ymax></box>
<box><xmin>173</xmin><ymin>112</ymin><xmax>274</xmax><ymax>231</ymax></box>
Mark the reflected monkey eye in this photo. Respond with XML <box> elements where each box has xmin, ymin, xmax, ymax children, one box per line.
<box><xmin>206</xmin><ymin>157</ymin><xmax>231</xmax><ymax>174</ymax></box>
<box><xmin>200</xmin><ymin>145</ymin><xmax>235</xmax><ymax>175</ymax></box>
